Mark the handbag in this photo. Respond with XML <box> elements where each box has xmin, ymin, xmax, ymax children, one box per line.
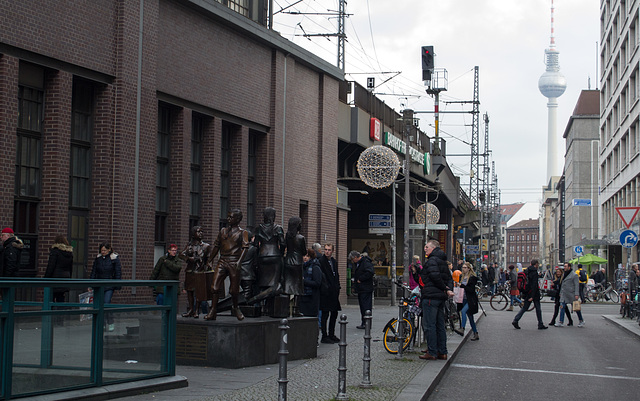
<box><xmin>453</xmin><ymin>286</ymin><xmax>464</xmax><ymax>304</ymax></box>
<box><xmin>572</xmin><ymin>300</ymin><xmax>581</xmax><ymax>311</ymax></box>
<box><xmin>547</xmin><ymin>289</ymin><xmax>558</xmax><ymax>299</ymax></box>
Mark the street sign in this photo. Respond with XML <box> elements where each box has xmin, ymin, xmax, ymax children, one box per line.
<box><xmin>572</xmin><ymin>199</ymin><xmax>592</xmax><ymax>206</ymax></box>
<box><xmin>369</xmin><ymin>227</ymin><xmax>393</xmax><ymax>235</ymax></box>
<box><xmin>369</xmin><ymin>221</ymin><xmax>391</xmax><ymax>228</ymax></box>
<box><xmin>574</xmin><ymin>245</ymin><xmax>583</xmax><ymax>255</ymax></box>
<box><xmin>466</xmin><ymin>245</ymin><xmax>479</xmax><ymax>254</ymax></box>
<box><xmin>408</xmin><ymin>223</ymin><xmax>449</xmax><ymax>230</ymax></box>
<box><xmin>369</xmin><ymin>214</ymin><xmax>391</xmax><ymax>221</ymax></box>
<box><xmin>620</xmin><ymin>230</ymin><xmax>638</xmax><ymax>248</ymax></box>
<box><xmin>615</xmin><ymin>207</ymin><xmax>640</xmax><ymax>228</ymax></box>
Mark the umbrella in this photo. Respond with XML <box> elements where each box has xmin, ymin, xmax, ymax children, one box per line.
<box><xmin>568</xmin><ymin>254</ymin><xmax>608</xmax><ymax>265</ymax></box>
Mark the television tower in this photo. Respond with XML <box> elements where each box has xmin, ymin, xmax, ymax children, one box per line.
<box><xmin>538</xmin><ymin>0</ymin><xmax>566</xmax><ymax>181</ymax></box>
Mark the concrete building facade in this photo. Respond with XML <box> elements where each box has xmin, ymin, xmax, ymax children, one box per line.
<box><xmin>599</xmin><ymin>0</ymin><xmax>640</xmax><ymax>266</ymax></box>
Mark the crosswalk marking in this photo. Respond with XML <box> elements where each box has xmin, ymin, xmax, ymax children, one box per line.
<box><xmin>451</xmin><ymin>363</ymin><xmax>640</xmax><ymax>381</ymax></box>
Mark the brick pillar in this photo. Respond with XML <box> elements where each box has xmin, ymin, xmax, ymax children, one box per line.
<box><xmin>168</xmin><ymin>107</ymin><xmax>191</xmax><ymax>246</ymax></box>
<box><xmin>230</xmin><ymin>126</ymin><xmax>249</xmax><ymax>219</ymax></box>
<box><xmin>0</xmin><ymin>55</ymin><xmax>19</xmax><ymax>227</ymax></box>
<box><xmin>39</xmin><ymin>69</ymin><xmax>73</xmax><ymax>274</ymax></box>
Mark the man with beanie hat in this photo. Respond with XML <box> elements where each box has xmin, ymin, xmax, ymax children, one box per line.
<box><xmin>1</xmin><ymin>228</ymin><xmax>24</xmax><ymax>277</ymax></box>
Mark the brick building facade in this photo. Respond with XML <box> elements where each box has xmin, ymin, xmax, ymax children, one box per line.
<box><xmin>0</xmin><ymin>0</ymin><xmax>345</xmax><ymax>305</ymax></box>
<box><xmin>505</xmin><ymin>218</ymin><xmax>540</xmax><ymax>267</ymax></box>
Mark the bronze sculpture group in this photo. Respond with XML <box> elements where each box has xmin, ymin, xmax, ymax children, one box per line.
<box><xmin>180</xmin><ymin>207</ymin><xmax>305</xmax><ymax>321</ymax></box>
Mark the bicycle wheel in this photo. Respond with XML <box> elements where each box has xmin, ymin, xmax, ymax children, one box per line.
<box><xmin>382</xmin><ymin>318</ymin><xmax>413</xmax><ymax>354</ymax></box>
<box><xmin>490</xmin><ymin>294</ymin><xmax>509</xmax><ymax>311</ymax></box>
<box><xmin>589</xmin><ymin>290</ymin><xmax>599</xmax><ymax>302</ymax></box>
<box><xmin>609</xmin><ymin>290</ymin><xmax>620</xmax><ymax>303</ymax></box>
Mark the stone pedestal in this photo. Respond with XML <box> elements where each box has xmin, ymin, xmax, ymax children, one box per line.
<box><xmin>176</xmin><ymin>315</ymin><xmax>318</xmax><ymax>368</ymax></box>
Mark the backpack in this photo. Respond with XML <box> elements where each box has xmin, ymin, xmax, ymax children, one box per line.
<box><xmin>517</xmin><ymin>271</ymin><xmax>528</xmax><ymax>293</ymax></box>
<box><xmin>579</xmin><ymin>269</ymin><xmax>587</xmax><ymax>282</ymax></box>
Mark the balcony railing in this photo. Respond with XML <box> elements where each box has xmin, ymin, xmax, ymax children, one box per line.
<box><xmin>0</xmin><ymin>279</ymin><xmax>178</xmax><ymax>399</ymax></box>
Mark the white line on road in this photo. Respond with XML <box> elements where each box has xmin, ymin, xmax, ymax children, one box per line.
<box><xmin>451</xmin><ymin>363</ymin><xmax>640</xmax><ymax>381</ymax></box>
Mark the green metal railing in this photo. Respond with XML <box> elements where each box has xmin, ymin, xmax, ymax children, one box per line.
<box><xmin>0</xmin><ymin>279</ymin><xmax>178</xmax><ymax>400</ymax></box>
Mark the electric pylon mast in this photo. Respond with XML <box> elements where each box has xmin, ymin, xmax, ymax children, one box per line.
<box><xmin>469</xmin><ymin>66</ymin><xmax>480</xmax><ymax>205</ymax></box>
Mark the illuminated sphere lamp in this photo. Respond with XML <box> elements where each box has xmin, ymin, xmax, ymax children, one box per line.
<box><xmin>356</xmin><ymin>145</ymin><xmax>400</xmax><ymax>189</ymax></box>
<box><xmin>415</xmin><ymin>203</ymin><xmax>440</xmax><ymax>225</ymax></box>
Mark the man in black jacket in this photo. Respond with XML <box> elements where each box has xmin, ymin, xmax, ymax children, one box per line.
<box><xmin>512</xmin><ymin>259</ymin><xmax>548</xmax><ymax>330</ymax></box>
<box><xmin>319</xmin><ymin>243</ymin><xmax>341</xmax><ymax>343</ymax></box>
<box><xmin>349</xmin><ymin>250</ymin><xmax>375</xmax><ymax>329</ymax></box>
<box><xmin>414</xmin><ymin>239</ymin><xmax>454</xmax><ymax>360</ymax></box>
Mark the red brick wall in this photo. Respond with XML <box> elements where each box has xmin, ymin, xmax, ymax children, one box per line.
<box><xmin>38</xmin><ymin>70</ymin><xmax>73</xmax><ymax>274</ymax></box>
<box><xmin>0</xmin><ymin>0</ymin><xmax>341</xmax><ymax>307</ymax></box>
<box><xmin>0</xmin><ymin>55</ymin><xmax>19</xmax><ymax>228</ymax></box>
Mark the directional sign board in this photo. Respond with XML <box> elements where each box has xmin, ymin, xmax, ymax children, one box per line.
<box><xmin>466</xmin><ymin>245</ymin><xmax>479</xmax><ymax>255</ymax></box>
<box><xmin>620</xmin><ymin>230</ymin><xmax>639</xmax><ymax>248</ymax></box>
<box><xmin>369</xmin><ymin>214</ymin><xmax>391</xmax><ymax>221</ymax></box>
<box><xmin>408</xmin><ymin>223</ymin><xmax>449</xmax><ymax>230</ymax></box>
<box><xmin>574</xmin><ymin>245</ymin><xmax>583</xmax><ymax>255</ymax></box>
<box><xmin>369</xmin><ymin>227</ymin><xmax>393</xmax><ymax>235</ymax></box>
<box><xmin>573</xmin><ymin>199</ymin><xmax>592</xmax><ymax>206</ymax></box>
<box><xmin>615</xmin><ymin>207</ymin><xmax>640</xmax><ymax>228</ymax></box>
<box><xmin>369</xmin><ymin>220</ymin><xmax>391</xmax><ymax>228</ymax></box>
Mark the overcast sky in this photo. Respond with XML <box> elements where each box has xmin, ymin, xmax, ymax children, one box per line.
<box><xmin>272</xmin><ymin>0</ymin><xmax>601</xmax><ymax>205</ymax></box>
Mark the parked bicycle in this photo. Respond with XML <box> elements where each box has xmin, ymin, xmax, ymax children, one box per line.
<box><xmin>382</xmin><ymin>280</ymin><xmax>419</xmax><ymax>354</ymax></box>
<box><xmin>444</xmin><ymin>295</ymin><xmax>460</xmax><ymax>333</ymax></box>
<box><xmin>587</xmin><ymin>282</ymin><xmax>620</xmax><ymax>303</ymax></box>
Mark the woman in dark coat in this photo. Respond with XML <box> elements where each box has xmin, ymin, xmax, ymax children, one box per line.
<box><xmin>44</xmin><ymin>235</ymin><xmax>74</xmax><ymax>303</ymax></box>
<box><xmin>90</xmin><ymin>242</ymin><xmax>122</xmax><ymax>331</ymax></box>
<box><xmin>299</xmin><ymin>248</ymin><xmax>323</xmax><ymax>317</ymax></box>
<box><xmin>455</xmin><ymin>262</ymin><xmax>479</xmax><ymax>341</ymax></box>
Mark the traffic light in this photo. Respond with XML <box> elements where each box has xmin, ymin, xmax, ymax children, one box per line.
<box><xmin>421</xmin><ymin>46</ymin><xmax>434</xmax><ymax>81</ymax></box>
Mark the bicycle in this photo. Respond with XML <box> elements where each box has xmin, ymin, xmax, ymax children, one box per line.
<box><xmin>444</xmin><ymin>296</ymin><xmax>460</xmax><ymax>332</ymax></box>
<box><xmin>475</xmin><ymin>284</ymin><xmax>489</xmax><ymax>299</ymax></box>
<box><xmin>490</xmin><ymin>282</ymin><xmax>534</xmax><ymax>311</ymax></box>
<box><xmin>588</xmin><ymin>282</ymin><xmax>620</xmax><ymax>303</ymax></box>
<box><xmin>382</xmin><ymin>280</ymin><xmax>419</xmax><ymax>354</ymax></box>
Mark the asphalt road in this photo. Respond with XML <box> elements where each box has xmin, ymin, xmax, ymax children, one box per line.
<box><xmin>428</xmin><ymin>301</ymin><xmax>640</xmax><ymax>400</ymax></box>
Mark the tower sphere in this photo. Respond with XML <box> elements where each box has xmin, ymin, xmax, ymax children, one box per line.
<box><xmin>538</xmin><ymin>71</ymin><xmax>567</xmax><ymax>98</ymax></box>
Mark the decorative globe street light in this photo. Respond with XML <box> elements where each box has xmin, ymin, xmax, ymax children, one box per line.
<box><xmin>415</xmin><ymin>203</ymin><xmax>440</xmax><ymax>225</ymax></box>
<box><xmin>356</xmin><ymin>145</ymin><xmax>401</xmax><ymax>189</ymax></box>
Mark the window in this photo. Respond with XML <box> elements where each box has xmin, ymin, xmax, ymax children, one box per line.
<box><xmin>70</xmin><ymin>79</ymin><xmax>94</xmax><ymax>279</ymax></box>
<box><xmin>190</xmin><ymin>114</ymin><xmax>204</xmax><ymax>231</ymax></box>
<box><xmin>220</xmin><ymin>123</ymin><xmax>231</xmax><ymax>228</ymax></box>
<box><xmin>156</xmin><ymin>105</ymin><xmax>171</xmax><ymax>243</ymax></box>
<box><xmin>15</xmin><ymin>64</ymin><xmax>45</xmax><ymax>235</ymax></box>
<box><xmin>247</xmin><ymin>131</ymin><xmax>257</xmax><ymax>231</ymax></box>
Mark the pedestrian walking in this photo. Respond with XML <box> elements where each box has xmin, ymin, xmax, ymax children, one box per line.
<box><xmin>507</xmin><ymin>264</ymin><xmax>521</xmax><ymax>311</ymax></box>
<box><xmin>299</xmin><ymin>248</ymin><xmax>323</xmax><ymax>318</ymax></box>
<box><xmin>44</xmin><ymin>235</ymin><xmax>74</xmax><ymax>303</ymax></box>
<box><xmin>576</xmin><ymin>264</ymin><xmax>588</xmax><ymax>302</ymax></box>
<box><xmin>512</xmin><ymin>259</ymin><xmax>548</xmax><ymax>330</ymax></box>
<box><xmin>90</xmin><ymin>242</ymin><xmax>122</xmax><ymax>332</ymax></box>
<box><xmin>548</xmin><ymin>267</ymin><xmax>573</xmax><ymax>326</ymax></box>
<box><xmin>409</xmin><ymin>255</ymin><xmax>423</xmax><ymax>290</ymax></box>
<box><xmin>150</xmin><ymin>243</ymin><xmax>183</xmax><ymax>305</ymax></box>
<box><xmin>414</xmin><ymin>239</ymin><xmax>454</xmax><ymax>360</ymax></box>
<box><xmin>454</xmin><ymin>262</ymin><xmax>479</xmax><ymax>341</ymax></box>
<box><xmin>319</xmin><ymin>243</ymin><xmax>341</xmax><ymax>344</ymax></box>
<box><xmin>349</xmin><ymin>250</ymin><xmax>374</xmax><ymax>329</ymax></box>
<box><xmin>1</xmin><ymin>227</ymin><xmax>24</xmax><ymax>277</ymax></box>
<box><xmin>557</xmin><ymin>262</ymin><xmax>585</xmax><ymax>327</ymax></box>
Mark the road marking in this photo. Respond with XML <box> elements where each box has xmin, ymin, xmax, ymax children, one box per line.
<box><xmin>452</xmin><ymin>364</ymin><xmax>640</xmax><ymax>381</ymax></box>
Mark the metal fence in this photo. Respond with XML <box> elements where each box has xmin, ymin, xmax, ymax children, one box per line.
<box><xmin>0</xmin><ymin>279</ymin><xmax>178</xmax><ymax>399</ymax></box>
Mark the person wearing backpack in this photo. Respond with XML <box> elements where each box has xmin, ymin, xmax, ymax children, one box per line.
<box><xmin>512</xmin><ymin>259</ymin><xmax>548</xmax><ymax>330</ymax></box>
<box><xmin>576</xmin><ymin>264</ymin><xmax>588</xmax><ymax>302</ymax></box>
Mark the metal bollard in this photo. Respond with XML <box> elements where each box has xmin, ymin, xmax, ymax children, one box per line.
<box><xmin>359</xmin><ymin>310</ymin><xmax>372</xmax><ymax>389</ymax></box>
<box><xmin>396</xmin><ymin>301</ymin><xmax>405</xmax><ymax>359</ymax></box>
<box><xmin>278</xmin><ymin>318</ymin><xmax>289</xmax><ymax>401</ymax></box>
<box><xmin>336</xmin><ymin>314</ymin><xmax>349</xmax><ymax>401</ymax></box>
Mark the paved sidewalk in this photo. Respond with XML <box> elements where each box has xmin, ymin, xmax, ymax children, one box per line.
<box><xmin>113</xmin><ymin>302</ymin><xmax>478</xmax><ymax>401</ymax></box>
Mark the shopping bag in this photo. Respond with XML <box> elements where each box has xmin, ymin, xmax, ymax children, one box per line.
<box><xmin>453</xmin><ymin>286</ymin><xmax>464</xmax><ymax>304</ymax></box>
<box><xmin>572</xmin><ymin>300</ymin><xmax>581</xmax><ymax>311</ymax></box>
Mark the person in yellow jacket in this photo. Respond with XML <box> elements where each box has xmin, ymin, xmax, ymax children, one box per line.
<box><xmin>576</xmin><ymin>264</ymin><xmax>588</xmax><ymax>302</ymax></box>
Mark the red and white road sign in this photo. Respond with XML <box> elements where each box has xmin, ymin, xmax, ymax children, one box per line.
<box><xmin>615</xmin><ymin>207</ymin><xmax>640</xmax><ymax>228</ymax></box>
